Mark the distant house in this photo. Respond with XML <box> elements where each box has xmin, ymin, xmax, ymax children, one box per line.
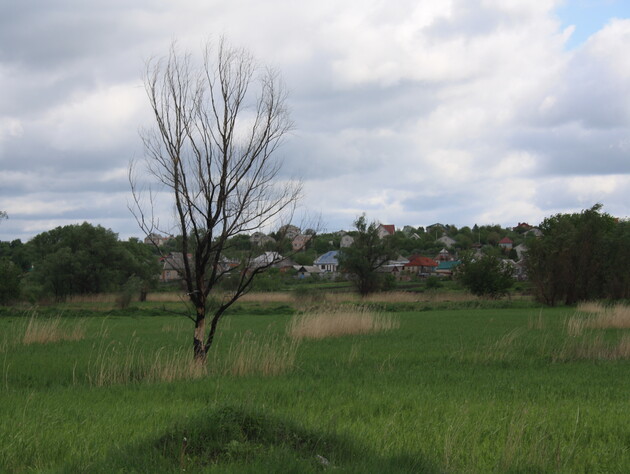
<box><xmin>144</xmin><ymin>233</ymin><xmax>171</xmax><ymax>247</ymax></box>
<box><xmin>292</xmin><ymin>234</ymin><xmax>312</xmax><ymax>252</ymax></box>
<box><xmin>426</xmin><ymin>223</ymin><xmax>445</xmax><ymax>237</ymax></box>
<box><xmin>404</xmin><ymin>255</ymin><xmax>438</xmax><ymax>276</ymax></box>
<box><xmin>524</xmin><ymin>228</ymin><xmax>543</xmax><ymax>238</ymax></box>
<box><xmin>250</xmin><ymin>251</ymin><xmax>284</xmax><ymax>269</ymax></box>
<box><xmin>436</xmin><ymin>260</ymin><xmax>461</xmax><ymax>277</ymax></box>
<box><xmin>377</xmin><ymin>224</ymin><xmax>395</xmax><ymax>239</ymax></box>
<box><xmin>292</xmin><ymin>265</ymin><xmax>322</xmax><ymax>279</ymax></box>
<box><xmin>498</xmin><ymin>237</ymin><xmax>513</xmax><ymax>250</ymax></box>
<box><xmin>437</xmin><ymin>235</ymin><xmax>456</xmax><ymax>248</ymax></box>
<box><xmin>436</xmin><ymin>248</ymin><xmax>452</xmax><ymax>262</ymax></box>
<box><xmin>513</xmin><ymin>222</ymin><xmax>532</xmax><ymax>232</ymax></box>
<box><xmin>277</xmin><ymin>224</ymin><xmax>301</xmax><ymax>240</ymax></box>
<box><xmin>314</xmin><ymin>250</ymin><xmax>339</xmax><ymax>273</ymax></box>
<box><xmin>160</xmin><ymin>252</ymin><xmax>185</xmax><ymax>282</ymax></box>
<box><xmin>250</xmin><ymin>232</ymin><xmax>276</xmax><ymax>246</ymax></box>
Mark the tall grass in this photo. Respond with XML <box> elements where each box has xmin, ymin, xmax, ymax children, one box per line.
<box><xmin>22</xmin><ymin>314</ymin><xmax>87</xmax><ymax>345</ymax></box>
<box><xmin>85</xmin><ymin>330</ymin><xmax>298</xmax><ymax>386</ymax></box>
<box><xmin>287</xmin><ymin>305</ymin><xmax>399</xmax><ymax>340</ymax></box>
<box><xmin>211</xmin><ymin>332</ymin><xmax>300</xmax><ymax>376</ymax></box>
<box><xmin>572</xmin><ymin>303</ymin><xmax>630</xmax><ymax>329</ymax></box>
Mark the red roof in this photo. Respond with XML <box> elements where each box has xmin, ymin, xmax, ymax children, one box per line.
<box><xmin>499</xmin><ymin>237</ymin><xmax>513</xmax><ymax>244</ymax></box>
<box><xmin>405</xmin><ymin>255</ymin><xmax>438</xmax><ymax>268</ymax></box>
<box><xmin>380</xmin><ymin>224</ymin><xmax>395</xmax><ymax>235</ymax></box>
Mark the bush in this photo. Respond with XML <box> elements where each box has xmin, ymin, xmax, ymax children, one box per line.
<box><xmin>425</xmin><ymin>276</ymin><xmax>442</xmax><ymax>290</ymax></box>
<box><xmin>456</xmin><ymin>254</ymin><xmax>513</xmax><ymax>298</ymax></box>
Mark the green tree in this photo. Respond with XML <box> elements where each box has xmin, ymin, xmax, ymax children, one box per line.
<box><xmin>27</xmin><ymin>223</ymin><xmax>159</xmax><ymax>301</ymax></box>
<box><xmin>526</xmin><ymin>204</ymin><xmax>618</xmax><ymax>305</ymax></box>
<box><xmin>0</xmin><ymin>257</ymin><xmax>21</xmax><ymax>304</ymax></box>
<box><xmin>456</xmin><ymin>253</ymin><xmax>514</xmax><ymax>298</ymax></box>
<box><xmin>337</xmin><ymin>215</ymin><xmax>397</xmax><ymax>296</ymax></box>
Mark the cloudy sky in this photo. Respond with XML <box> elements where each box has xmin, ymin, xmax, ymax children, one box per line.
<box><xmin>1</xmin><ymin>0</ymin><xmax>629</xmax><ymax>241</ymax></box>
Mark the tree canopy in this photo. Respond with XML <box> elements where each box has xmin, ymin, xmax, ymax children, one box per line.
<box><xmin>337</xmin><ymin>215</ymin><xmax>397</xmax><ymax>296</ymax></box>
<box><xmin>526</xmin><ymin>204</ymin><xmax>628</xmax><ymax>305</ymax></box>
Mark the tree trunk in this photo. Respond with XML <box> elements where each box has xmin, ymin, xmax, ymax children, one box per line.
<box><xmin>193</xmin><ymin>307</ymin><xmax>207</xmax><ymax>362</ymax></box>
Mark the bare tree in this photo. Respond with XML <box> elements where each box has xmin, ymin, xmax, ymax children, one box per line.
<box><xmin>130</xmin><ymin>39</ymin><xmax>301</xmax><ymax>362</ymax></box>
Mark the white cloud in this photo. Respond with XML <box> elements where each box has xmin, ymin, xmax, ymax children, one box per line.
<box><xmin>0</xmin><ymin>0</ymin><xmax>629</xmax><ymax>241</ymax></box>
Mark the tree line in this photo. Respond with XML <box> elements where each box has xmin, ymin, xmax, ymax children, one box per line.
<box><xmin>0</xmin><ymin>222</ymin><xmax>160</xmax><ymax>304</ymax></box>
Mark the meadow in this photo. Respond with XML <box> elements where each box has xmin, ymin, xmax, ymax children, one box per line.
<box><xmin>1</xmin><ymin>293</ymin><xmax>629</xmax><ymax>472</ymax></box>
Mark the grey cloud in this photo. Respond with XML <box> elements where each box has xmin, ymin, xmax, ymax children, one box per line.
<box><xmin>512</xmin><ymin>126</ymin><xmax>630</xmax><ymax>176</ymax></box>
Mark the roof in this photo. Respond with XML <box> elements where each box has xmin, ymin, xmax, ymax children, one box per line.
<box><xmin>499</xmin><ymin>237</ymin><xmax>513</xmax><ymax>244</ymax></box>
<box><xmin>437</xmin><ymin>260</ymin><xmax>461</xmax><ymax>271</ymax></box>
<box><xmin>380</xmin><ymin>224</ymin><xmax>395</xmax><ymax>235</ymax></box>
<box><xmin>405</xmin><ymin>255</ymin><xmax>438</xmax><ymax>268</ymax></box>
<box><xmin>314</xmin><ymin>250</ymin><xmax>339</xmax><ymax>265</ymax></box>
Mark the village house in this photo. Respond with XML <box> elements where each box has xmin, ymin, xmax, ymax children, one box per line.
<box><xmin>314</xmin><ymin>250</ymin><xmax>340</xmax><ymax>273</ymax></box>
<box><xmin>498</xmin><ymin>237</ymin><xmax>513</xmax><ymax>250</ymax></box>
<box><xmin>292</xmin><ymin>234</ymin><xmax>312</xmax><ymax>252</ymax></box>
<box><xmin>404</xmin><ymin>255</ymin><xmax>438</xmax><ymax>277</ymax></box>
<box><xmin>377</xmin><ymin>224</ymin><xmax>395</xmax><ymax>239</ymax></box>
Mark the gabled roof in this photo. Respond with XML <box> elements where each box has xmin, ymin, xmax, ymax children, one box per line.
<box><xmin>314</xmin><ymin>250</ymin><xmax>339</xmax><ymax>265</ymax></box>
<box><xmin>499</xmin><ymin>237</ymin><xmax>513</xmax><ymax>244</ymax></box>
<box><xmin>379</xmin><ymin>224</ymin><xmax>395</xmax><ymax>235</ymax></box>
<box><xmin>405</xmin><ymin>255</ymin><xmax>438</xmax><ymax>268</ymax></box>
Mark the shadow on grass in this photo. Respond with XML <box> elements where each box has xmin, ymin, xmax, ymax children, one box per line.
<box><xmin>94</xmin><ymin>405</ymin><xmax>438</xmax><ymax>473</ymax></box>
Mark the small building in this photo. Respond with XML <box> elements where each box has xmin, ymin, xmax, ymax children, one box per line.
<box><xmin>377</xmin><ymin>224</ymin><xmax>395</xmax><ymax>239</ymax></box>
<box><xmin>314</xmin><ymin>250</ymin><xmax>340</xmax><ymax>273</ymax></box>
<box><xmin>437</xmin><ymin>235</ymin><xmax>456</xmax><ymax>248</ymax></box>
<box><xmin>436</xmin><ymin>248</ymin><xmax>452</xmax><ymax>262</ymax></box>
<box><xmin>498</xmin><ymin>237</ymin><xmax>513</xmax><ymax>250</ymax></box>
<box><xmin>293</xmin><ymin>265</ymin><xmax>322</xmax><ymax>279</ymax></box>
<box><xmin>144</xmin><ymin>233</ymin><xmax>171</xmax><ymax>247</ymax></box>
<box><xmin>292</xmin><ymin>234</ymin><xmax>312</xmax><ymax>252</ymax></box>
<box><xmin>160</xmin><ymin>252</ymin><xmax>185</xmax><ymax>282</ymax></box>
<box><xmin>277</xmin><ymin>224</ymin><xmax>301</xmax><ymax>240</ymax></box>
<box><xmin>250</xmin><ymin>232</ymin><xmax>276</xmax><ymax>247</ymax></box>
<box><xmin>436</xmin><ymin>260</ymin><xmax>461</xmax><ymax>277</ymax></box>
<box><xmin>404</xmin><ymin>255</ymin><xmax>438</xmax><ymax>276</ymax></box>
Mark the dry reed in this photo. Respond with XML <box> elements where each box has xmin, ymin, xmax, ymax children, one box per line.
<box><xmin>22</xmin><ymin>315</ymin><xmax>87</xmax><ymax>345</ymax></box>
<box><xmin>567</xmin><ymin>304</ymin><xmax>630</xmax><ymax>331</ymax></box>
<box><xmin>212</xmin><ymin>331</ymin><xmax>300</xmax><ymax>376</ymax></box>
<box><xmin>287</xmin><ymin>305</ymin><xmax>399</xmax><ymax>340</ymax></box>
<box><xmin>555</xmin><ymin>333</ymin><xmax>630</xmax><ymax>361</ymax></box>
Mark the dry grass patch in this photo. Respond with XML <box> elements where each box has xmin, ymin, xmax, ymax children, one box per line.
<box><xmin>22</xmin><ymin>315</ymin><xmax>87</xmax><ymax>345</ymax></box>
<box><xmin>554</xmin><ymin>333</ymin><xmax>630</xmax><ymax>361</ymax></box>
<box><xmin>568</xmin><ymin>304</ymin><xmax>630</xmax><ymax>332</ymax></box>
<box><xmin>287</xmin><ymin>305</ymin><xmax>399</xmax><ymax>340</ymax></box>
<box><xmin>86</xmin><ymin>340</ymin><xmax>208</xmax><ymax>387</ymax></box>
<box><xmin>211</xmin><ymin>331</ymin><xmax>300</xmax><ymax>376</ymax></box>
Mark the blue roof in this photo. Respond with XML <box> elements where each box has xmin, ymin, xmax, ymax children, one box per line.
<box><xmin>437</xmin><ymin>260</ymin><xmax>461</xmax><ymax>270</ymax></box>
<box><xmin>314</xmin><ymin>250</ymin><xmax>339</xmax><ymax>265</ymax></box>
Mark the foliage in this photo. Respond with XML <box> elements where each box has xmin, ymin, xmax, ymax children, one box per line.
<box><xmin>337</xmin><ymin>215</ymin><xmax>397</xmax><ymax>296</ymax></box>
<box><xmin>425</xmin><ymin>275</ymin><xmax>443</xmax><ymax>289</ymax></box>
<box><xmin>456</xmin><ymin>253</ymin><xmax>514</xmax><ymax>298</ymax></box>
<box><xmin>526</xmin><ymin>204</ymin><xmax>626</xmax><ymax>305</ymax></box>
<box><xmin>0</xmin><ymin>257</ymin><xmax>21</xmax><ymax>304</ymax></box>
<box><xmin>26</xmin><ymin>222</ymin><xmax>160</xmax><ymax>301</ymax></box>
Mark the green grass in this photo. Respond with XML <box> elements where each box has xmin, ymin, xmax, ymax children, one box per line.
<box><xmin>1</xmin><ymin>301</ymin><xmax>630</xmax><ymax>472</ymax></box>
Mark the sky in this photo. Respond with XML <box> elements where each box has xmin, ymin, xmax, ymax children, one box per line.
<box><xmin>1</xmin><ymin>0</ymin><xmax>629</xmax><ymax>241</ymax></box>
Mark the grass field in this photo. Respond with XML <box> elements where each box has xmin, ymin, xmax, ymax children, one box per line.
<box><xmin>1</xmin><ymin>296</ymin><xmax>629</xmax><ymax>472</ymax></box>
